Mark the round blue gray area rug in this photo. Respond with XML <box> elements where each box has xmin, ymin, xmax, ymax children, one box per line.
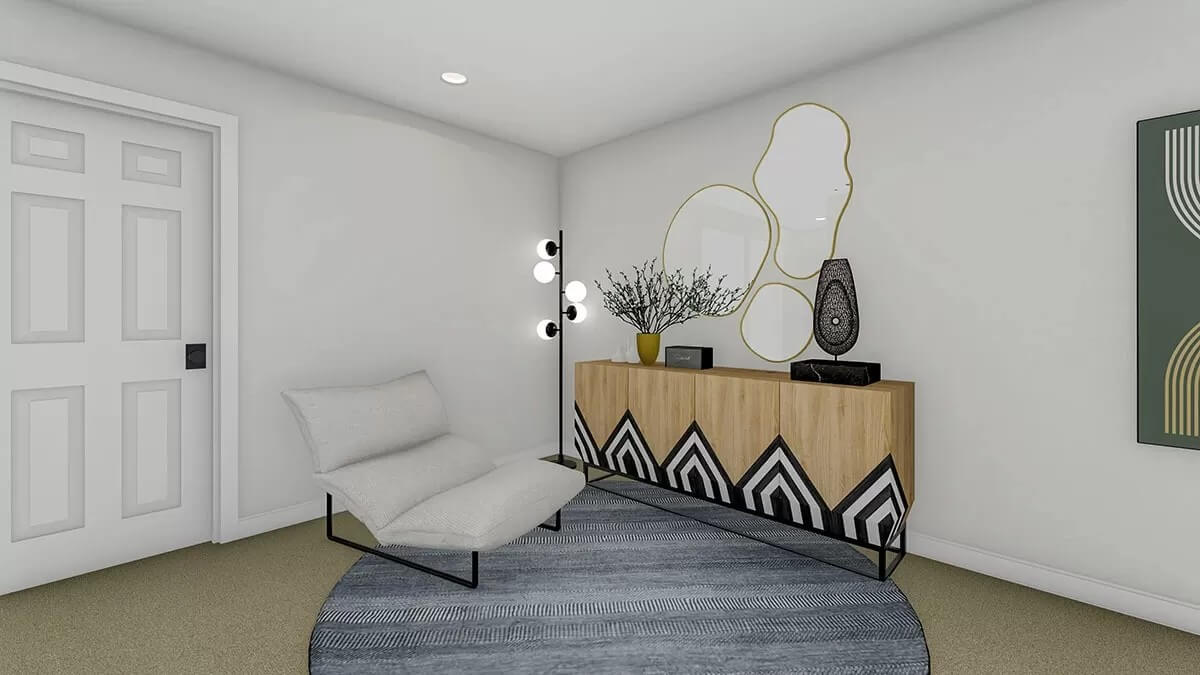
<box><xmin>310</xmin><ymin>481</ymin><xmax>929</xmax><ymax>674</ymax></box>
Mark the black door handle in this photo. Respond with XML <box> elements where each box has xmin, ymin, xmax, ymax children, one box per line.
<box><xmin>186</xmin><ymin>343</ymin><xmax>207</xmax><ymax>370</ymax></box>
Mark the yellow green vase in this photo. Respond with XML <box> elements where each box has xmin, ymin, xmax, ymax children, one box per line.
<box><xmin>636</xmin><ymin>333</ymin><xmax>661</xmax><ymax>366</ymax></box>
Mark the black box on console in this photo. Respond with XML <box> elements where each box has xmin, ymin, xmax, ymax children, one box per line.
<box><xmin>665</xmin><ymin>345</ymin><xmax>713</xmax><ymax>369</ymax></box>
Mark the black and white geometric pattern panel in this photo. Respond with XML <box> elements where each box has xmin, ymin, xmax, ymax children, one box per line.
<box><xmin>601</xmin><ymin>411</ymin><xmax>660</xmax><ymax>483</ymax></box>
<box><xmin>572</xmin><ymin>403</ymin><xmax>601</xmax><ymax>467</ymax></box>
<box><xmin>832</xmin><ymin>455</ymin><xmax>908</xmax><ymax>548</ymax></box>
<box><xmin>736</xmin><ymin>437</ymin><xmax>829</xmax><ymax>530</ymax></box>
<box><xmin>661</xmin><ymin>422</ymin><xmax>735</xmax><ymax>505</ymax></box>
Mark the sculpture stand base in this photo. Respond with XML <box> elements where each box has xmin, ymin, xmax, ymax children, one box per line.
<box><xmin>790</xmin><ymin>359</ymin><xmax>881</xmax><ymax>386</ymax></box>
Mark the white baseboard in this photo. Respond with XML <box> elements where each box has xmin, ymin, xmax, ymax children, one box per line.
<box><xmin>218</xmin><ymin>497</ymin><xmax>327</xmax><ymax>543</ymax></box>
<box><xmin>909</xmin><ymin>531</ymin><xmax>1200</xmax><ymax>635</ymax></box>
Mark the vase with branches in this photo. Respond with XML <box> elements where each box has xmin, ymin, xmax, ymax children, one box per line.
<box><xmin>594</xmin><ymin>259</ymin><xmax>749</xmax><ymax>365</ymax></box>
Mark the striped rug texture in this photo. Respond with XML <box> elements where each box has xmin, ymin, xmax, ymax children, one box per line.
<box><xmin>310</xmin><ymin>480</ymin><xmax>929</xmax><ymax>674</ymax></box>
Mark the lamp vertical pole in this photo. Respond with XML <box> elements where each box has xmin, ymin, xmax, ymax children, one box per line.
<box><xmin>558</xmin><ymin>228</ymin><xmax>564</xmax><ymax>466</ymax></box>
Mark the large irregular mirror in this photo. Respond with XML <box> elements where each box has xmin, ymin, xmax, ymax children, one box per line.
<box><xmin>739</xmin><ymin>283</ymin><xmax>814</xmax><ymax>362</ymax></box>
<box><xmin>662</xmin><ymin>184</ymin><xmax>770</xmax><ymax>316</ymax></box>
<box><xmin>753</xmin><ymin>103</ymin><xmax>852</xmax><ymax>279</ymax></box>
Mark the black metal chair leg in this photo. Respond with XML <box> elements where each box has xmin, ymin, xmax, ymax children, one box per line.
<box><xmin>538</xmin><ymin>510</ymin><xmax>562</xmax><ymax>531</ymax></box>
<box><xmin>325</xmin><ymin>494</ymin><xmax>479</xmax><ymax>589</ymax></box>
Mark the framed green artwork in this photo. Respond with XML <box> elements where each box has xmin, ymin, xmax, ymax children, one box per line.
<box><xmin>1137</xmin><ymin>110</ymin><xmax>1200</xmax><ymax>451</ymax></box>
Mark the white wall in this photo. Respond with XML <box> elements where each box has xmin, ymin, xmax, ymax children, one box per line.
<box><xmin>1</xmin><ymin>0</ymin><xmax>559</xmax><ymax>523</ymax></box>
<box><xmin>562</xmin><ymin>0</ymin><xmax>1200</xmax><ymax>625</ymax></box>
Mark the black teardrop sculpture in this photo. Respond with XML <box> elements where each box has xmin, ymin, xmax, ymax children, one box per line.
<box><xmin>812</xmin><ymin>258</ymin><xmax>859</xmax><ymax>357</ymax></box>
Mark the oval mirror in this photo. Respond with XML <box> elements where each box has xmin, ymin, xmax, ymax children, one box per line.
<box><xmin>662</xmin><ymin>184</ymin><xmax>770</xmax><ymax>316</ymax></box>
<box><xmin>740</xmin><ymin>283</ymin><xmax>814</xmax><ymax>362</ymax></box>
<box><xmin>753</xmin><ymin>103</ymin><xmax>852</xmax><ymax>279</ymax></box>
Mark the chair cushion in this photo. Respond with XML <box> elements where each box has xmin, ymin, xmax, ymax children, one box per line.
<box><xmin>376</xmin><ymin>459</ymin><xmax>585</xmax><ymax>551</ymax></box>
<box><xmin>314</xmin><ymin>434</ymin><xmax>494</xmax><ymax>533</ymax></box>
<box><xmin>282</xmin><ymin>371</ymin><xmax>450</xmax><ymax>473</ymax></box>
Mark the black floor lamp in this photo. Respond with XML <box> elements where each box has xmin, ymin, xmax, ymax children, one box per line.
<box><xmin>533</xmin><ymin>229</ymin><xmax>587</xmax><ymax>467</ymax></box>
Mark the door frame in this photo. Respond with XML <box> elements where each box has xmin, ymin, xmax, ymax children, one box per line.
<box><xmin>0</xmin><ymin>61</ymin><xmax>241</xmax><ymax>543</ymax></box>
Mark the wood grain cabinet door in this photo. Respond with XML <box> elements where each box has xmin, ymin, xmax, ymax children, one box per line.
<box><xmin>779</xmin><ymin>381</ymin><xmax>914</xmax><ymax>506</ymax></box>
<box><xmin>627</xmin><ymin>367</ymin><xmax>695</xmax><ymax>464</ymax></box>
<box><xmin>574</xmin><ymin>362</ymin><xmax>628</xmax><ymax>446</ymax></box>
<box><xmin>695</xmin><ymin>374</ymin><xmax>780</xmax><ymax>483</ymax></box>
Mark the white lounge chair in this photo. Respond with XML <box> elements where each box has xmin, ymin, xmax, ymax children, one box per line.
<box><xmin>282</xmin><ymin>371</ymin><xmax>584</xmax><ymax>587</ymax></box>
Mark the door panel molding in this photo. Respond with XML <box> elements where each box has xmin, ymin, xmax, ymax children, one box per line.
<box><xmin>12</xmin><ymin>122</ymin><xmax>85</xmax><ymax>173</ymax></box>
<box><xmin>121</xmin><ymin>379</ymin><xmax>182</xmax><ymax>518</ymax></box>
<box><xmin>10</xmin><ymin>385</ymin><xmax>85</xmax><ymax>541</ymax></box>
<box><xmin>10</xmin><ymin>192</ymin><xmax>85</xmax><ymax>343</ymax></box>
<box><xmin>0</xmin><ymin>61</ymin><xmax>240</xmax><ymax>543</ymax></box>
<box><xmin>121</xmin><ymin>204</ymin><xmax>182</xmax><ymax>341</ymax></box>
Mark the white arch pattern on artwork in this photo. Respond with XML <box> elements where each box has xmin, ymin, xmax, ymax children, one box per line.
<box><xmin>1164</xmin><ymin>125</ymin><xmax>1200</xmax><ymax>241</ymax></box>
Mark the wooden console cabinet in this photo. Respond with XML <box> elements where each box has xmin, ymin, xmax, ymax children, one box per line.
<box><xmin>574</xmin><ymin>361</ymin><xmax>914</xmax><ymax>550</ymax></box>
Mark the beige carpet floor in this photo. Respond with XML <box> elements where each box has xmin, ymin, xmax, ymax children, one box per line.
<box><xmin>2</xmin><ymin>512</ymin><xmax>1197</xmax><ymax>674</ymax></box>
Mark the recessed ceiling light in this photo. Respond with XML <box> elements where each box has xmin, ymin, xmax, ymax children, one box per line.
<box><xmin>441</xmin><ymin>72</ymin><xmax>468</xmax><ymax>86</ymax></box>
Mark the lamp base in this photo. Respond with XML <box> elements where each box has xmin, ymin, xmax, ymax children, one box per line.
<box><xmin>790</xmin><ymin>359</ymin><xmax>881</xmax><ymax>386</ymax></box>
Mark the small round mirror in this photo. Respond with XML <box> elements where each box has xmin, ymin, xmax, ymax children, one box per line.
<box><xmin>740</xmin><ymin>283</ymin><xmax>814</xmax><ymax>362</ymax></box>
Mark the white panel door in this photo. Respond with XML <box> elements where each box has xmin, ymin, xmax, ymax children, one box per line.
<box><xmin>0</xmin><ymin>89</ymin><xmax>213</xmax><ymax>594</ymax></box>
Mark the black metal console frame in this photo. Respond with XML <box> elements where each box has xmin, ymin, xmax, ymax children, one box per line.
<box><xmin>582</xmin><ymin>466</ymin><xmax>907</xmax><ymax>581</ymax></box>
<box><xmin>325</xmin><ymin>494</ymin><xmax>562</xmax><ymax>589</ymax></box>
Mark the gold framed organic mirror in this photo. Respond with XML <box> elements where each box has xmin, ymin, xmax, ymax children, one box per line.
<box><xmin>753</xmin><ymin>103</ymin><xmax>852</xmax><ymax>280</ymax></box>
<box><xmin>661</xmin><ymin>184</ymin><xmax>771</xmax><ymax>316</ymax></box>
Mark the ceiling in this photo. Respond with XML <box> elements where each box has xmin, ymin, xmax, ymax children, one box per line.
<box><xmin>52</xmin><ymin>0</ymin><xmax>1042</xmax><ymax>156</ymax></box>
